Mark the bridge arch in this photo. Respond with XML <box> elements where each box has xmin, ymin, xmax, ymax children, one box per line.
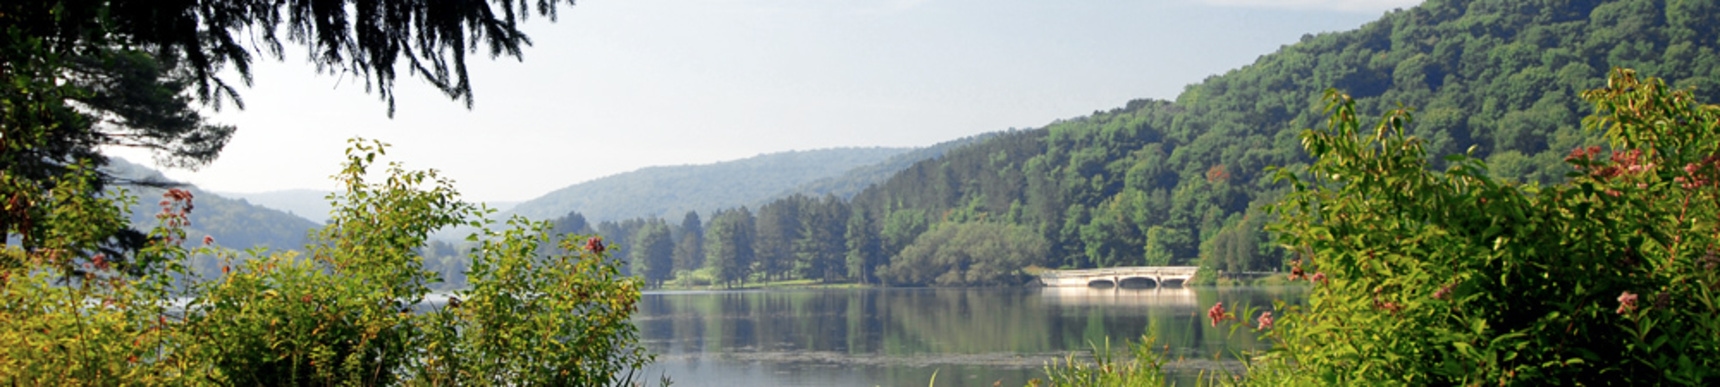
<box><xmin>1117</xmin><ymin>277</ymin><xmax>1159</xmax><ymax>289</ymax></box>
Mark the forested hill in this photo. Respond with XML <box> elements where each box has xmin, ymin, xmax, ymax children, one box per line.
<box><xmin>506</xmin><ymin>147</ymin><xmax>913</xmax><ymax>223</ymax></box>
<box><xmin>104</xmin><ymin>158</ymin><xmax>319</xmax><ymax>252</ymax></box>
<box><xmin>840</xmin><ymin>0</ymin><xmax>1720</xmax><ymax>278</ymax></box>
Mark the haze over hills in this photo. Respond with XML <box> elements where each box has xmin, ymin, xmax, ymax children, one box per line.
<box><xmin>104</xmin><ymin>158</ymin><xmax>320</xmax><ymax>252</ymax></box>
<box><xmin>209</xmin><ymin>189</ymin><xmax>337</xmax><ymax>224</ymax></box>
<box><xmin>768</xmin><ymin>132</ymin><xmax>1000</xmax><ymax>201</ymax></box>
<box><xmin>503</xmin><ymin>147</ymin><xmax>917</xmax><ymax>223</ymax></box>
<box><xmin>216</xmin><ymin>189</ymin><xmax>520</xmax><ymax>224</ymax></box>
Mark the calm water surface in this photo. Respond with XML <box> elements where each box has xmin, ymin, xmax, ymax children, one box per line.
<box><xmin>633</xmin><ymin>286</ymin><xmax>1304</xmax><ymax>387</ymax></box>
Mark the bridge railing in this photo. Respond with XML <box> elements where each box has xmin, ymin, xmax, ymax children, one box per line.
<box><xmin>1038</xmin><ymin>266</ymin><xmax>1199</xmax><ymax>278</ymax></box>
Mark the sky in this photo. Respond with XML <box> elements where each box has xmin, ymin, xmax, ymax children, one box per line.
<box><xmin>108</xmin><ymin>0</ymin><xmax>1422</xmax><ymax>203</ymax></box>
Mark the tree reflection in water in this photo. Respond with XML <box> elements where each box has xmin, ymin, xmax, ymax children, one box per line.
<box><xmin>632</xmin><ymin>286</ymin><xmax>1303</xmax><ymax>387</ymax></box>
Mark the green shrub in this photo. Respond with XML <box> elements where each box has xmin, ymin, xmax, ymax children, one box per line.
<box><xmin>0</xmin><ymin>139</ymin><xmax>653</xmax><ymax>385</ymax></box>
<box><xmin>1258</xmin><ymin>69</ymin><xmax>1720</xmax><ymax>384</ymax></box>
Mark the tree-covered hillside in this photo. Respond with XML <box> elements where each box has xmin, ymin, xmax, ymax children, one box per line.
<box><xmin>505</xmin><ymin>147</ymin><xmax>912</xmax><ymax>223</ymax></box>
<box><xmin>842</xmin><ymin>0</ymin><xmax>1720</xmax><ymax>276</ymax></box>
<box><xmin>569</xmin><ymin>0</ymin><xmax>1720</xmax><ymax>288</ymax></box>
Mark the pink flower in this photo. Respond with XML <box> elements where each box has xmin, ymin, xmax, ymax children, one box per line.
<box><xmin>203</xmin><ymin>235</ymin><xmax>215</xmax><ymax>246</ymax></box>
<box><xmin>1256</xmin><ymin>311</ymin><xmax>1273</xmax><ymax>330</ymax></box>
<box><xmin>1433</xmin><ymin>283</ymin><xmax>1454</xmax><ymax>300</ymax></box>
<box><xmin>1310</xmin><ymin>272</ymin><xmax>1326</xmax><ymax>283</ymax></box>
<box><xmin>585</xmin><ymin>237</ymin><xmax>606</xmax><ymax>254</ymax></box>
<box><xmin>1617</xmin><ymin>291</ymin><xmax>1638</xmax><ymax>314</ymax></box>
<box><xmin>1207</xmin><ymin>302</ymin><xmax>1229</xmax><ymax>327</ymax></box>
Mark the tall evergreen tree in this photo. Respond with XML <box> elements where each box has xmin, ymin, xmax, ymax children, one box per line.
<box><xmin>754</xmin><ymin>197</ymin><xmax>803</xmax><ymax>280</ymax></box>
<box><xmin>793</xmin><ymin>195</ymin><xmax>849</xmax><ymax>282</ymax></box>
<box><xmin>672</xmin><ymin>211</ymin><xmax>704</xmax><ymax>274</ymax></box>
<box><xmin>630</xmin><ymin>220</ymin><xmax>674</xmax><ymax>287</ymax></box>
<box><xmin>704</xmin><ymin>208</ymin><xmax>755</xmax><ymax>287</ymax></box>
<box><xmin>845</xmin><ymin>210</ymin><xmax>883</xmax><ymax>284</ymax></box>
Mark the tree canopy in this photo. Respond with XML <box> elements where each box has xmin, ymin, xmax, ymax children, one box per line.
<box><xmin>2</xmin><ymin>0</ymin><xmax>578</xmax><ymax>272</ymax></box>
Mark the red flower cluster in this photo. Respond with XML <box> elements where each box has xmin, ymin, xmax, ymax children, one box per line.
<box><xmin>1208</xmin><ymin>302</ymin><xmax>1230</xmax><ymax>327</ymax></box>
<box><xmin>586</xmin><ymin>237</ymin><xmax>606</xmax><ymax>254</ymax></box>
<box><xmin>1433</xmin><ymin>282</ymin><xmax>1454</xmax><ymax>300</ymax></box>
<box><xmin>1568</xmin><ymin>147</ymin><xmax>1659</xmax><ymax>194</ymax></box>
<box><xmin>1288</xmin><ymin>259</ymin><xmax>1306</xmax><ymax>281</ymax></box>
<box><xmin>1256</xmin><ymin>311</ymin><xmax>1273</xmax><ymax>330</ymax></box>
<box><xmin>1675</xmin><ymin>156</ymin><xmax>1720</xmax><ymax>189</ymax></box>
<box><xmin>1617</xmin><ymin>291</ymin><xmax>1638</xmax><ymax>315</ymax></box>
<box><xmin>156</xmin><ymin>189</ymin><xmax>196</xmax><ymax>244</ymax></box>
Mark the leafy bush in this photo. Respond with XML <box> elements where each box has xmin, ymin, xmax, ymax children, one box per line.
<box><xmin>1258</xmin><ymin>69</ymin><xmax>1720</xmax><ymax>384</ymax></box>
<box><xmin>0</xmin><ymin>139</ymin><xmax>652</xmax><ymax>385</ymax></box>
<box><xmin>876</xmin><ymin>222</ymin><xmax>1048</xmax><ymax>286</ymax></box>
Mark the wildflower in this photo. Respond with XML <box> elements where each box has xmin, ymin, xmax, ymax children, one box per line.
<box><xmin>1433</xmin><ymin>283</ymin><xmax>1454</xmax><ymax>300</ymax></box>
<box><xmin>92</xmin><ymin>253</ymin><xmax>108</xmax><ymax>271</ymax></box>
<box><xmin>203</xmin><ymin>235</ymin><xmax>215</xmax><ymax>246</ymax></box>
<box><xmin>1288</xmin><ymin>259</ymin><xmax>1305</xmax><ymax>281</ymax></box>
<box><xmin>1256</xmin><ymin>311</ymin><xmax>1274</xmax><ymax>330</ymax></box>
<box><xmin>1207</xmin><ymin>302</ymin><xmax>1229</xmax><ymax>327</ymax></box>
<box><xmin>1310</xmin><ymin>272</ymin><xmax>1326</xmax><ymax>283</ymax></box>
<box><xmin>586</xmin><ymin>237</ymin><xmax>606</xmax><ymax>254</ymax></box>
<box><xmin>1617</xmin><ymin>291</ymin><xmax>1638</xmax><ymax>314</ymax></box>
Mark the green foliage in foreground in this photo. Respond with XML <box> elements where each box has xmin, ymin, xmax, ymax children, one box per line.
<box><xmin>0</xmin><ymin>140</ymin><xmax>651</xmax><ymax>385</ymax></box>
<box><xmin>1260</xmin><ymin>69</ymin><xmax>1720</xmax><ymax>384</ymax></box>
<box><xmin>1037</xmin><ymin>69</ymin><xmax>1720</xmax><ymax>386</ymax></box>
<box><xmin>1030</xmin><ymin>337</ymin><xmax>1170</xmax><ymax>387</ymax></box>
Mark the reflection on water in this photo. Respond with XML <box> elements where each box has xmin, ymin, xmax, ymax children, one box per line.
<box><xmin>1038</xmin><ymin>286</ymin><xmax>1199</xmax><ymax>308</ymax></box>
<box><xmin>634</xmin><ymin>286</ymin><xmax>1303</xmax><ymax>387</ymax></box>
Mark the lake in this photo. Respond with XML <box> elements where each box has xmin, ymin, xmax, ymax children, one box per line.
<box><xmin>633</xmin><ymin>286</ymin><xmax>1305</xmax><ymax>387</ymax></box>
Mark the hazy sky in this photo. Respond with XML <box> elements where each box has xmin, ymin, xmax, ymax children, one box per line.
<box><xmin>109</xmin><ymin>0</ymin><xmax>1421</xmax><ymax>202</ymax></box>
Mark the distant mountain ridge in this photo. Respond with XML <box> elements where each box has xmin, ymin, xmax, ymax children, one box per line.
<box><xmin>211</xmin><ymin>189</ymin><xmax>336</xmax><ymax>224</ymax></box>
<box><xmin>769</xmin><ymin>132</ymin><xmax>1000</xmax><ymax>201</ymax></box>
<box><xmin>504</xmin><ymin>147</ymin><xmax>915</xmax><ymax>223</ymax></box>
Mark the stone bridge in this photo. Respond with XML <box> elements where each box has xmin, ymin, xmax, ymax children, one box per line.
<box><xmin>1037</xmin><ymin>266</ymin><xmax>1200</xmax><ymax>288</ymax></box>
